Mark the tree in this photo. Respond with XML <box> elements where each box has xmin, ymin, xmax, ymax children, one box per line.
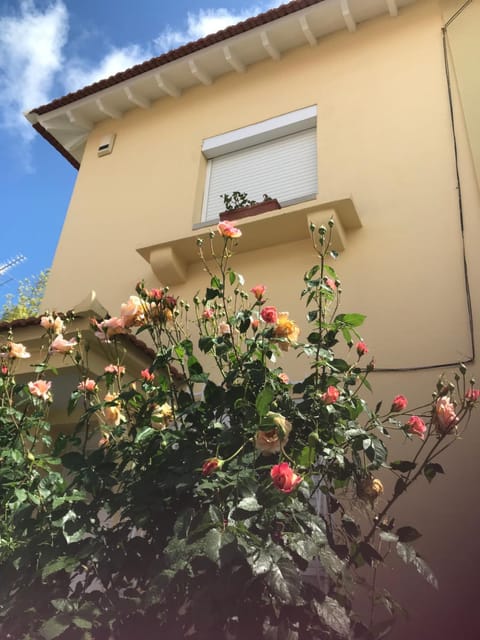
<box><xmin>1</xmin><ymin>270</ymin><xmax>49</xmax><ymax>321</ymax></box>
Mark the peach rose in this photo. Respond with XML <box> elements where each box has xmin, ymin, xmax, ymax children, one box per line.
<box><xmin>434</xmin><ymin>396</ymin><xmax>459</xmax><ymax>434</ymax></box>
<box><xmin>28</xmin><ymin>379</ymin><xmax>52</xmax><ymax>401</ymax></box>
<box><xmin>274</xmin><ymin>312</ymin><xmax>300</xmax><ymax>350</ymax></box>
<box><xmin>151</xmin><ymin>402</ymin><xmax>173</xmax><ymax>428</ymax></box>
<box><xmin>40</xmin><ymin>315</ymin><xmax>65</xmax><ymax>335</ymax></box>
<box><xmin>217</xmin><ymin>221</ymin><xmax>242</xmax><ymax>238</ymax></box>
<box><xmin>49</xmin><ymin>335</ymin><xmax>77</xmax><ymax>354</ymax></box>
<box><xmin>120</xmin><ymin>295</ymin><xmax>144</xmax><ymax>328</ymax></box>
<box><xmin>357</xmin><ymin>477</ymin><xmax>384</xmax><ymax>503</ymax></box>
<box><xmin>278</xmin><ymin>373</ymin><xmax>289</xmax><ymax>384</ymax></box>
<box><xmin>218</xmin><ymin>322</ymin><xmax>231</xmax><ymax>336</ymax></box>
<box><xmin>251</xmin><ymin>284</ymin><xmax>266</xmax><ymax>301</ymax></box>
<box><xmin>270</xmin><ymin>462</ymin><xmax>302</xmax><ymax>493</ymax></box>
<box><xmin>103</xmin><ymin>393</ymin><xmax>124</xmax><ymax>427</ymax></box>
<box><xmin>406</xmin><ymin>415</ymin><xmax>427</xmax><ymax>439</ymax></box>
<box><xmin>8</xmin><ymin>342</ymin><xmax>30</xmax><ymax>359</ymax></box>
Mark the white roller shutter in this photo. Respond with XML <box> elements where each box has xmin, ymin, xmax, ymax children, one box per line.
<box><xmin>202</xmin><ymin>127</ymin><xmax>317</xmax><ymax>221</ymax></box>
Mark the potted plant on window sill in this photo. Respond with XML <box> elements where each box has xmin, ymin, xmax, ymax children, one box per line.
<box><xmin>219</xmin><ymin>191</ymin><xmax>281</xmax><ymax>221</ymax></box>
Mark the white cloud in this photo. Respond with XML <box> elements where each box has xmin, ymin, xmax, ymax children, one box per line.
<box><xmin>155</xmin><ymin>3</ymin><xmax>278</xmax><ymax>52</ymax></box>
<box><xmin>63</xmin><ymin>45</ymin><xmax>149</xmax><ymax>93</ymax></box>
<box><xmin>0</xmin><ymin>0</ymin><xmax>68</xmax><ymax>139</ymax></box>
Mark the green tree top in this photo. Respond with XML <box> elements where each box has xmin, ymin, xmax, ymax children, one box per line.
<box><xmin>1</xmin><ymin>270</ymin><xmax>49</xmax><ymax>321</ymax></box>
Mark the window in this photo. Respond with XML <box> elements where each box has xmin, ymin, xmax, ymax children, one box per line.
<box><xmin>201</xmin><ymin>106</ymin><xmax>318</xmax><ymax>221</ymax></box>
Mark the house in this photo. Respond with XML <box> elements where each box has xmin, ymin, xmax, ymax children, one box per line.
<box><xmin>23</xmin><ymin>0</ymin><xmax>480</xmax><ymax>637</ymax></box>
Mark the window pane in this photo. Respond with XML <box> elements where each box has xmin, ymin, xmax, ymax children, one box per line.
<box><xmin>203</xmin><ymin>127</ymin><xmax>317</xmax><ymax>220</ymax></box>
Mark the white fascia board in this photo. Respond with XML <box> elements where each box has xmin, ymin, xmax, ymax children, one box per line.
<box><xmin>202</xmin><ymin>105</ymin><xmax>317</xmax><ymax>159</ymax></box>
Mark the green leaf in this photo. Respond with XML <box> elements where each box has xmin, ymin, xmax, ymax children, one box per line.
<box><xmin>199</xmin><ymin>336</ymin><xmax>214</xmax><ymax>353</ymax></box>
<box><xmin>336</xmin><ymin>313</ymin><xmax>366</xmax><ymax>328</ymax></box>
<box><xmin>396</xmin><ymin>526</ymin><xmax>422</xmax><ymax>543</ymax></box>
<box><xmin>228</xmin><ymin>270</ymin><xmax>236</xmax><ymax>285</ymax></box>
<box><xmin>249</xmin><ymin>549</ymin><xmax>273</xmax><ymax>576</ymax></box>
<box><xmin>379</xmin><ymin>531</ymin><xmax>399</xmax><ymax>543</ymax></box>
<box><xmin>39</xmin><ymin>615</ymin><xmax>71</xmax><ymax>639</ymax></box>
<box><xmin>390</xmin><ymin>460</ymin><xmax>416</xmax><ymax>472</ymax></box>
<box><xmin>256</xmin><ymin>386</ymin><xmax>274</xmax><ymax>418</ymax></box>
<box><xmin>396</xmin><ymin>542</ymin><xmax>416</xmax><ymax>565</ymax></box>
<box><xmin>42</xmin><ymin>555</ymin><xmax>79</xmax><ymax>579</ymax></box>
<box><xmin>423</xmin><ymin>462</ymin><xmax>444</xmax><ymax>483</ymax></box>
<box><xmin>204</xmin><ymin>528</ymin><xmax>222</xmax><ymax>563</ymax></box>
<box><xmin>313</xmin><ymin>596</ymin><xmax>351</xmax><ymax>639</ymax></box>
<box><xmin>237</xmin><ymin>496</ymin><xmax>261</xmax><ymax>512</ymax></box>
<box><xmin>358</xmin><ymin>542</ymin><xmax>383</xmax><ymax>566</ymax></box>
<box><xmin>72</xmin><ymin>616</ymin><xmax>92</xmax><ymax>630</ymax></box>
<box><xmin>266</xmin><ymin>558</ymin><xmax>301</xmax><ymax>605</ymax></box>
<box><xmin>413</xmin><ymin>555</ymin><xmax>438</xmax><ymax>589</ymax></box>
<box><xmin>61</xmin><ymin>452</ymin><xmax>85</xmax><ymax>470</ymax></box>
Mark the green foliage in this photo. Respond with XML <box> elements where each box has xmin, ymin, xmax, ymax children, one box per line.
<box><xmin>1</xmin><ymin>269</ymin><xmax>49</xmax><ymax>321</ymax></box>
<box><xmin>0</xmin><ymin>221</ymin><xmax>476</xmax><ymax>639</ymax></box>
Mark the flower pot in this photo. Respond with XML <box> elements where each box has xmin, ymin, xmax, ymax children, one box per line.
<box><xmin>219</xmin><ymin>198</ymin><xmax>281</xmax><ymax>221</ymax></box>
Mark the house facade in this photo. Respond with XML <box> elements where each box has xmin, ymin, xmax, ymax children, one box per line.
<box><xmin>25</xmin><ymin>0</ymin><xmax>480</xmax><ymax>637</ymax></box>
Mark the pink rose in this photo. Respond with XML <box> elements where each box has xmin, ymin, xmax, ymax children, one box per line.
<box><xmin>49</xmin><ymin>335</ymin><xmax>77</xmax><ymax>354</ymax></box>
<box><xmin>321</xmin><ymin>386</ymin><xmax>340</xmax><ymax>404</ymax></box>
<box><xmin>28</xmin><ymin>379</ymin><xmax>52</xmax><ymax>400</ymax></box>
<box><xmin>77</xmin><ymin>378</ymin><xmax>97</xmax><ymax>393</ymax></box>
<box><xmin>278</xmin><ymin>373</ymin><xmax>289</xmax><ymax>384</ymax></box>
<box><xmin>8</xmin><ymin>341</ymin><xmax>30</xmax><ymax>359</ymax></box>
<box><xmin>251</xmin><ymin>284</ymin><xmax>266</xmax><ymax>301</ymax></box>
<box><xmin>218</xmin><ymin>322</ymin><xmax>231</xmax><ymax>335</ymax></box>
<box><xmin>97</xmin><ymin>316</ymin><xmax>127</xmax><ymax>340</ymax></box>
<box><xmin>202</xmin><ymin>307</ymin><xmax>214</xmax><ymax>320</ymax></box>
<box><xmin>104</xmin><ymin>364</ymin><xmax>126</xmax><ymax>376</ymax></box>
<box><xmin>465</xmin><ymin>388</ymin><xmax>480</xmax><ymax>403</ymax></box>
<box><xmin>391</xmin><ymin>395</ymin><xmax>407</xmax><ymax>412</ymax></box>
<box><xmin>356</xmin><ymin>341</ymin><xmax>368</xmax><ymax>357</ymax></box>
<box><xmin>260</xmin><ymin>306</ymin><xmax>278</xmax><ymax>324</ymax></box>
<box><xmin>270</xmin><ymin>462</ymin><xmax>302</xmax><ymax>493</ymax></box>
<box><xmin>217</xmin><ymin>221</ymin><xmax>242</xmax><ymax>238</ymax></box>
<box><xmin>434</xmin><ymin>396</ymin><xmax>459</xmax><ymax>434</ymax></box>
<box><xmin>141</xmin><ymin>368</ymin><xmax>155</xmax><ymax>383</ymax></box>
<box><xmin>406</xmin><ymin>415</ymin><xmax>427</xmax><ymax>439</ymax></box>
<box><xmin>325</xmin><ymin>277</ymin><xmax>336</xmax><ymax>290</ymax></box>
<box><xmin>202</xmin><ymin>457</ymin><xmax>224</xmax><ymax>476</ymax></box>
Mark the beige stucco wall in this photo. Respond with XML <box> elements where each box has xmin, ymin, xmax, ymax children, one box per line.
<box><xmin>42</xmin><ymin>1</ymin><xmax>480</xmax><ymax>637</ymax></box>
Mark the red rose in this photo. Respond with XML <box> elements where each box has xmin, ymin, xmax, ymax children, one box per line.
<box><xmin>202</xmin><ymin>457</ymin><xmax>223</xmax><ymax>476</ymax></box>
<box><xmin>391</xmin><ymin>395</ymin><xmax>407</xmax><ymax>412</ymax></box>
<box><xmin>261</xmin><ymin>306</ymin><xmax>278</xmax><ymax>324</ymax></box>
<box><xmin>270</xmin><ymin>462</ymin><xmax>302</xmax><ymax>494</ymax></box>
<box><xmin>356</xmin><ymin>341</ymin><xmax>368</xmax><ymax>357</ymax></box>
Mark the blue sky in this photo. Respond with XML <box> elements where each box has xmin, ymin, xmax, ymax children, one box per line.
<box><xmin>0</xmin><ymin>0</ymin><xmax>277</xmax><ymax>302</ymax></box>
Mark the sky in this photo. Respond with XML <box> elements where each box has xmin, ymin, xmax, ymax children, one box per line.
<box><xmin>0</xmin><ymin>0</ymin><xmax>279</xmax><ymax>303</ymax></box>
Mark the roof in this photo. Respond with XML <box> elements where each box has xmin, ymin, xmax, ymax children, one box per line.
<box><xmin>25</xmin><ymin>0</ymin><xmax>416</xmax><ymax>167</ymax></box>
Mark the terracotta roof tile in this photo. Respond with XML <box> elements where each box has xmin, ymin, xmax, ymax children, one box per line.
<box><xmin>31</xmin><ymin>0</ymin><xmax>324</xmax><ymax>115</ymax></box>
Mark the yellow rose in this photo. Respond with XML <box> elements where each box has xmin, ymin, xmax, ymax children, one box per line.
<box><xmin>255</xmin><ymin>412</ymin><xmax>292</xmax><ymax>455</ymax></box>
<box><xmin>273</xmin><ymin>313</ymin><xmax>300</xmax><ymax>351</ymax></box>
<box><xmin>103</xmin><ymin>393</ymin><xmax>124</xmax><ymax>427</ymax></box>
<box><xmin>151</xmin><ymin>402</ymin><xmax>173</xmax><ymax>428</ymax></box>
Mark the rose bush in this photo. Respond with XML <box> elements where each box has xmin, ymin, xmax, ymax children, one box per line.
<box><xmin>0</xmin><ymin>219</ymin><xmax>478</xmax><ymax>640</ymax></box>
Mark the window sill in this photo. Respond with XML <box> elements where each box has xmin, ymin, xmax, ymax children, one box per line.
<box><xmin>137</xmin><ymin>197</ymin><xmax>362</xmax><ymax>285</ymax></box>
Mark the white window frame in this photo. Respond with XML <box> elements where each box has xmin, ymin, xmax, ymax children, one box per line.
<box><xmin>201</xmin><ymin>105</ymin><xmax>318</xmax><ymax>221</ymax></box>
